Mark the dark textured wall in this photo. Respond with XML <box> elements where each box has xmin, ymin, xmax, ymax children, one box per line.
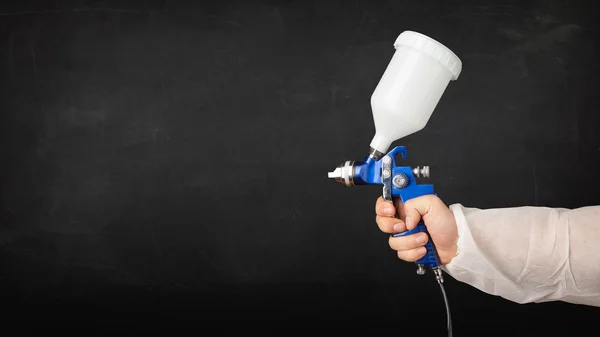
<box><xmin>1</xmin><ymin>0</ymin><xmax>599</xmax><ymax>335</ymax></box>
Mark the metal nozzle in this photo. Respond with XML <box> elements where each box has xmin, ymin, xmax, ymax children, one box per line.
<box><xmin>328</xmin><ymin>161</ymin><xmax>355</xmax><ymax>187</ymax></box>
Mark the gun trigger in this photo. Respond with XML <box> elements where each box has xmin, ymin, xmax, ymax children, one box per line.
<box><xmin>382</xmin><ymin>155</ymin><xmax>393</xmax><ymax>201</ymax></box>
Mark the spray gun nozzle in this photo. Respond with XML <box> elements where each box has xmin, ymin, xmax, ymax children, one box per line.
<box><xmin>327</xmin><ymin>161</ymin><xmax>356</xmax><ymax>187</ymax></box>
<box><xmin>327</xmin><ymin>168</ymin><xmax>340</xmax><ymax>179</ymax></box>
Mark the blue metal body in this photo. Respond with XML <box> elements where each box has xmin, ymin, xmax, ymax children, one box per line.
<box><xmin>354</xmin><ymin>146</ymin><xmax>441</xmax><ymax>270</ymax></box>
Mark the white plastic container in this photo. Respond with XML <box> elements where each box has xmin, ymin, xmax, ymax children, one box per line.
<box><xmin>369</xmin><ymin>31</ymin><xmax>462</xmax><ymax>155</ymax></box>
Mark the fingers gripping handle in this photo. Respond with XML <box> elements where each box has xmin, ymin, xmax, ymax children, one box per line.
<box><xmin>392</xmin><ymin>222</ymin><xmax>441</xmax><ymax>271</ymax></box>
<box><xmin>381</xmin><ymin>149</ymin><xmax>442</xmax><ymax>273</ymax></box>
<box><xmin>379</xmin><ymin>148</ymin><xmax>451</xmax><ymax>337</ymax></box>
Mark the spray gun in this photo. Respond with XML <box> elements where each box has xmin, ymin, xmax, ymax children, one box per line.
<box><xmin>327</xmin><ymin>31</ymin><xmax>462</xmax><ymax>336</ymax></box>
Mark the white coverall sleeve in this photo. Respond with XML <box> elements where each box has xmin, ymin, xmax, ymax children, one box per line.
<box><xmin>442</xmin><ymin>203</ymin><xmax>600</xmax><ymax>307</ymax></box>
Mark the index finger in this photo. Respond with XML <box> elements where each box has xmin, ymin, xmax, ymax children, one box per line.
<box><xmin>375</xmin><ymin>196</ymin><xmax>396</xmax><ymax>216</ymax></box>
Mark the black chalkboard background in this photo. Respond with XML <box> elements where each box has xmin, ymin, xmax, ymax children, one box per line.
<box><xmin>1</xmin><ymin>0</ymin><xmax>599</xmax><ymax>335</ymax></box>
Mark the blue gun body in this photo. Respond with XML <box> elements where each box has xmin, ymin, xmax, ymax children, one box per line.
<box><xmin>353</xmin><ymin>146</ymin><xmax>441</xmax><ymax>271</ymax></box>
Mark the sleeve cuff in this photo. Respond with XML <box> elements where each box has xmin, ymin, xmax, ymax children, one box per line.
<box><xmin>443</xmin><ymin>203</ymin><xmax>471</xmax><ymax>271</ymax></box>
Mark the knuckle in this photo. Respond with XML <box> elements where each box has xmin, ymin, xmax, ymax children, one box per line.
<box><xmin>397</xmin><ymin>250</ymin><xmax>415</xmax><ymax>262</ymax></box>
<box><xmin>375</xmin><ymin>204</ymin><xmax>386</xmax><ymax>216</ymax></box>
<box><xmin>411</xmin><ymin>250</ymin><xmax>421</xmax><ymax>261</ymax></box>
<box><xmin>406</xmin><ymin>252</ymin><xmax>419</xmax><ymax>262</ymax></box>
<box><xmin>423</xmin><ymin>194</ymin><xmax>435</xmax><ymax>201</ymax></box>
<box><xmin>397</xmin><ymin>248</ymin><xmax>425</xmax><ymax>262</ymax></box>
<box><xmin>389</xmin><ymin>236</ymin><xmax>409</xmax><ymax>251</ymax></box>
<box><xmin>404</xmin><ymin>197</ymin><xmax>417</xmax><ymax>207</ymax></box>
<box><xmin>376</xmin><ymin>216</ymin><xmax>392</xmax><ymax>233</ymax></box>
<box><xmin>375</xmin><ymin>214</ymin><xmax>386</xmax><ymax>224</ymax></box>
<box><xmin>388</xmin><ymin>236</ymin><xmax>396</xmax><ymax>248</ymax></box>
<box><xmin>413</xmin><ymin>248</ymin><xmax>426</xmax><ymax>260</ymax></box>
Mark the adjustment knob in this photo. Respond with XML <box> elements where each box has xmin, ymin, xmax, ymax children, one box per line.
<box><xmin>393</xmin><ymin>173</ymin><xmax>409</xmax><ymax>189</ymax></box>
<box><xmin>413</xmin><ymin>166</ymin><xmax>430</xmax><ymax>178</ymax></box>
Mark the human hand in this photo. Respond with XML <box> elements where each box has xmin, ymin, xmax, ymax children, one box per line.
<box><xmin>375</xmin><ymin>195</ymin><xmax>458</xmax><ymax>265</ymax></box>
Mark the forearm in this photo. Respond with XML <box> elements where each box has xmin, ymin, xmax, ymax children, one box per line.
<box><xmin>442</xmin><ymin>203</ymin><xmax>600</xmax><ymax>307</ymax></box>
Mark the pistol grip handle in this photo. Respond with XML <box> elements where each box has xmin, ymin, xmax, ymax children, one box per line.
<box><xmin>392</xmin><ymin>221</ymin><xmax>441</xmax><ymax>269</ymax></box>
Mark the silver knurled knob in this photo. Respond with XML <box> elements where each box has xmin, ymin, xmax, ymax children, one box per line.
<box><xmin>413</xmin><ymin>166</ymin><xmax>430</xmax><ymax>178</ymax></box>
<box><xmin>393</xmin><ymin>173</ymin><xmax>409</xmax><ymax>189</ymax></box>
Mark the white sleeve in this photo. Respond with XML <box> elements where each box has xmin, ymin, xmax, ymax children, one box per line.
<box><xmin>442</xmin><ymin>203</ymin><xmax>600</xmax><ymax>307</ymax></box>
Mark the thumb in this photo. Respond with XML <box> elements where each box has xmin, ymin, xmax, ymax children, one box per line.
<box><xmin>403</xmin><ymin>196</ymin><xmax>434</xmax><ymax>230</ymax></box>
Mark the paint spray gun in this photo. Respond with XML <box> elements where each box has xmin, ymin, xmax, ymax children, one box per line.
<box><xmin>327</xmin><ymin>31</ymin><xmax>462</xmax><ymax>336</ymax></box>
